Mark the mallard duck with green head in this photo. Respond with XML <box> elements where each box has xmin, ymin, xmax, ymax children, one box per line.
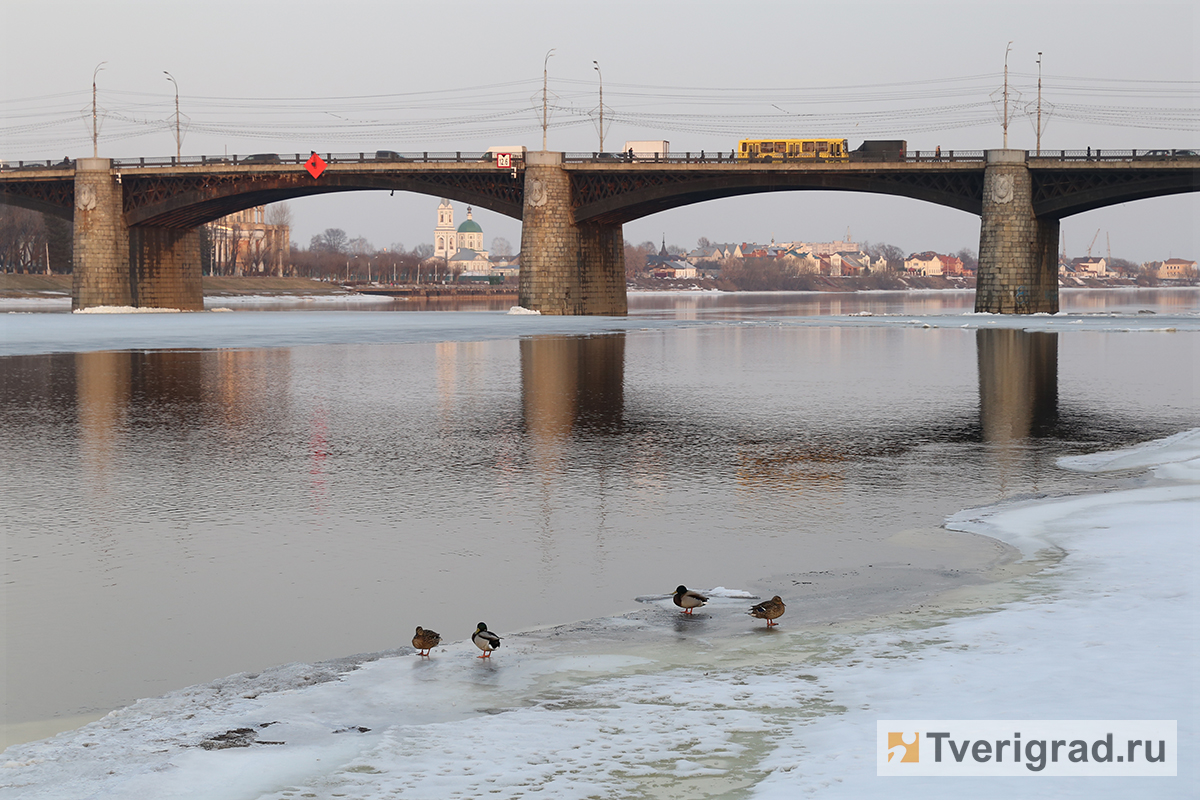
<box><xmin>472</xmin><ymin>622</ymin><xmax>501</xmax><ymax>658</ymax></box>
<box><xmin>673</xmin><ymin>585</ymin><xmax>708</xmax><ymax>615</ymax></box>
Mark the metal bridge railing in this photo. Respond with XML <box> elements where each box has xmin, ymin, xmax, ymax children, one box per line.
<box><xmin>3</xmin><ymin>149</ymin><xmax>1195</xmax><ymax>172</ymax></box>
<box><xmin>0</xmin><ymin>159</ymin><xmax>75</xmax><ymax>171</ymax></box>
<box><xmin>1029</xmin><ymin>149</ymin><xmax>1200</xmax><ymax>162</ymax></box>
<box><xmin>104</xmin><ymin>152</ymin><xmax>505</xmax><ymax>168</ymax></box>
<box><xmin>563</xmin><ymin>151</ymin><xmax>988</xmax><ymax>163</ymax></box>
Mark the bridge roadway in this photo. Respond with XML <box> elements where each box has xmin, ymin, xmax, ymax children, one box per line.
<box><xmin>1</xmin><ymin>149</ymin><xmax>1196</xmax><ymax>314</ymax></box>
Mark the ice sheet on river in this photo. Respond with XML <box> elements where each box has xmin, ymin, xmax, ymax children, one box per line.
<box><xmin>2</xmin><ymin>300</ymin><xmax>1198</xmax><ymax>357</ymax></box>
<box><xmin>3</xmin><ymin>430</ymin><xmax>1196</xmax><ymax>798</ymax></box>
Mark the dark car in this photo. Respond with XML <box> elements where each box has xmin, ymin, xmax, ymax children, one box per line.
<box><xmin>374</xmin><ymin>150</ymin><xmax>409</xmax><ymax>162</ymax></box>
<box><xmin>241</xmin><ymin>153</ymin><xmax>281</xmax><ymax>164</ymax></box>
<box><xmin>1133</xmin><ymin>149</ymin><xmax>1199</xmax><ymax>160</ymax></box>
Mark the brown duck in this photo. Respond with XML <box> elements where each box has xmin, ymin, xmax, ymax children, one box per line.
<box><xmin>412</xmin><ymin>626</ymin><xmax>442</xmax><ymax>656</ymax></box>
<box><xmin>749</xmin><ymin>596</ymin><xmax>786</xmax><ymax>627</ymax></box>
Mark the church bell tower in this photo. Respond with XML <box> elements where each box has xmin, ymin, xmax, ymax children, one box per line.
<box><xmin>433</xmin><ymin>199</ymin><xmax>455</xmax><ymax>260</ymax></box>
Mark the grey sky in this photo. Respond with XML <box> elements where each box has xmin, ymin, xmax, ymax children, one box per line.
<box><xmin>3</xmin><ymin>0</ymin><xmax>1197</xmax><ymax>262</ymax></box>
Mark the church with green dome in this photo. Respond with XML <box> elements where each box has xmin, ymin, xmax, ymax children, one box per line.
<box><xmin>433</xmin><ymin>199</ymin><xmax>485</xmax><ymax>261</ymax></box>
<box><xmin>431</xmin><ymin>199</ymin><xmax>518</xmax><ymax>278</ymax></box>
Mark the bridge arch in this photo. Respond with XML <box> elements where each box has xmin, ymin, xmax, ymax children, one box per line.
<box><xmin>123</xmin><ymin>168</ymin><xmax>524</xmax><ymax>228</ymax></box>
<box><xmin>0</xmin><ymin>173</ymin><xmax>75</xmax><ymax>221</ymax></box>
<box><xmin>1028</xmin><ymin>163</ymin><xmax>1199</xmax><ymax>218</ymax></box>
<box><xmin>567</xmin><ymin>163</ymin><xmax>986</xmax><ymax>225</ymax></box>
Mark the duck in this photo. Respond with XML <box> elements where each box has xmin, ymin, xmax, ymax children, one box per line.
<box><xmin>673</xmin><ymin>585</ymin><xmax>708</xmax><ymax>615</ymax></box>
<box><xmin>472</xmin><ymin>622</ymin><xmax>501</xmax><ymax>658</ymax></box>
<box><xmin>412</xmin><ymin>626</ymin><xmax>442</xmax><ymax>656</ymax></box>
<box><xmin>749</xmin><ymin>596</ymin><xmax>786</xmax><ymax>627</ymax></box>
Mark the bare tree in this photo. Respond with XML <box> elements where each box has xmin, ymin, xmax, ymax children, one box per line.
<box><xmin>864</xmin><ymin>240</ymin><xmax>906</xmax><ymax>271</ymax></box>
<box><xmin>954</xmin><ymin>247</ymin><xmax>979</xmax><ymax>272</ymax></box>
<box><xmin>490</xmin><ymin>236</ymin><xmax>513</xmax><ymax>256</ymax></box>
<box><xmin>311</xmin><ymin>228</ymin><xmax>349</xmax><ymax>253</ymax></box>
<box><xmin>624</xmin><ymin>240</ymin><xmax>648</xmax><ymax>278</ymax></box>
<box><xmin>412</xmin><ymin>243</ymin><xmax>434</xmax><ymax>259</ymax></box>
<box><xmin>0</xmin><ymin>206</ymin><xmax>46</xmax><ymax>272</ymax></box>
<box><xmin>258</xmin><ymin>203</ymin><xmax>292</xmax><ymax>276</ymax></box>
<box><xmin>265</xmin><ymin>201</ymin><xmax>293</xmax><ymax>228</ymax></box>
<box><xmin>1136</xmin><ymin>262</ymin><xmax>1160</xmax><ymax>286</ymax></box>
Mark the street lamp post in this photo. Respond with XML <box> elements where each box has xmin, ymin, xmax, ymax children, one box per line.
<box><xmin>92</xmin><ymin>62</ymin><xmax>107</xmax><ymax>158</ymax></box>
<box><xmin>163</xmin><ymin>71</ymin><xmax>181</xmax><ymax>161</ymax></box>
<box><xmin>542</xmin><ymin>49</ymin><xmax>555</xmax><ymax>151</ymax></box>
<box><xmin>1035</xmin><ymin>52</ymin><xmax>1043</xmax><ymax>156</ymax></box>
<box><xmin>593</xmin><ymin>60</ymin><xmax>604</xmax><ymax>153</ymax></box>
<box><xmin>1002</xmin><ymin>41</ymin><xmax>1013</xmax><ymax>149</ymax></box>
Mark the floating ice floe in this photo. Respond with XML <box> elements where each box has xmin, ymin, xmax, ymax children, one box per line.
<box><xmin>73</xmin><ymin>306</ymin><xmax>183</xmax><ymax>314</ymax></box>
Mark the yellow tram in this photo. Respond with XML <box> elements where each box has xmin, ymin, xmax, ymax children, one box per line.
<box><xmin>737</xmin><ymin>138</ymin><xmax>849</xmax><ymax>161</ymax></box>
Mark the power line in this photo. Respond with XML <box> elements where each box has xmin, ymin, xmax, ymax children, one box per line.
<box><xmin>2</xmin><ymin>73</ymin><xmax>1195</xmax><ymax>157</ymax></box>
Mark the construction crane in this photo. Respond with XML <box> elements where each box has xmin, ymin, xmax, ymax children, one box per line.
<box><xmin>1086</xmin><ymin>229</ymin><xmax>1101</xmax><ymax>259</ymax></box>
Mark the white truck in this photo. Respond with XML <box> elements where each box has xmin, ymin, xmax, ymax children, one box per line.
<box><xmin>481</xmin><ymin>145</ymin><xmax>527</xmax><ymax>166</ymax></box>
<box><xmin>623</xmin><ymin>140</ymin><xmax>670</xmax><ymax>160</ymax></box>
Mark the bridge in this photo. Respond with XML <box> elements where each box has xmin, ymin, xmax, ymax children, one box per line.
<box><xmin>1</xmin><ymin>149</ymin><xmax>1196</xmax><ymax>315</ymax></box>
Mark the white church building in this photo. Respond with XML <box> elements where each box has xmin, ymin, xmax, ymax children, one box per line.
<box><xmin>432</xmin><ymin>199</ymin><xmax>519</xmax><ymax>278</ymax></box>
<box><xmin>433</xmin><ymin>199</ymin><xmax>486</xmax><ymax>260</ymax></box>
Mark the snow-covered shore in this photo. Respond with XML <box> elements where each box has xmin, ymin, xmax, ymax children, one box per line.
<box><xmin>3</xmin><ymin>429</ymin><xmax>1196</xmax><ymax>798</ymax></box>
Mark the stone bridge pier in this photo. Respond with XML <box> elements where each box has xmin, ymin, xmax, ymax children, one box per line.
<box><xmin>975</xmin><ymin>149</ymin><xmax>1059</xmax><ymax>314</ymax></box>
<box><xmin>72</xmin><ymin>158</ymin><xmax>203</xmax><ymax>311</ymax></box>
<box><xmin>518</xmin><ymin>152</ymin><xmax>627</xmax><ymax>316</ymax></box>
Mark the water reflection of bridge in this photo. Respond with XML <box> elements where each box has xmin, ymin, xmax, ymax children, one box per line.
<box><xmin>7</xmin><ymin>330</ymin><xmax>1063</xmax><ymax>462</ymax></box>
<box><xmin>0</xmin><ymin>329</ymin><xmax>1141</xmax><ymax>501</ymax></box>
<box><xmin>519</xmin><ymin>328</ymin><xmax>1059</xmax><ymax>441</ymax></box>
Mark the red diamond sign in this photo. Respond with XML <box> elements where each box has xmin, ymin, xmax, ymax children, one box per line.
<box><xmin>305</xmin><ymin>152</ymin><xmax>326</xmax><ymax>179</ymax></box>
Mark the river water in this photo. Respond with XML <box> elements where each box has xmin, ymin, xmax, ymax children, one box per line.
<box><xmin>1</xmin><ymin>288</ymin><xmax>1197</xmax><ymax>752</ymax></box>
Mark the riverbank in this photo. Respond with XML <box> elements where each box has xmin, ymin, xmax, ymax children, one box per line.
<box><xmin>0</xmin><ymin>275</ymin><xmax>353</xmax><ymax>299</ymax></box>
<box><xmin>627</xmin><ymin>273</ymin><xmax>978</xmax><ymax>292</ymax></box>
<box><xmin>2</xmin><ymin>272</ymin><xmax>1174</xmax><ymax>301</ymax></box>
